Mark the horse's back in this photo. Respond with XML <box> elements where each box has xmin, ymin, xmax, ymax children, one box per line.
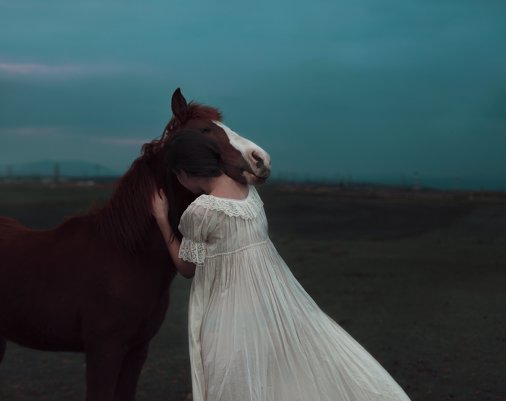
<box><xmin>0</xmin><ymin>216</ymin><xmax>28</xmax><ymax>240</ymax></box>
<box><xmin>0</xmin><ymin>216</ymin><xmax>30</xmax><ymax>242</ymax></box>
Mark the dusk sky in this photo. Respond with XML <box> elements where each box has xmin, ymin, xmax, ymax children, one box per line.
<box><xmin>1</xmin><ymin>0</ymin><xmax>505</xmax><ymax>191</ymax></box>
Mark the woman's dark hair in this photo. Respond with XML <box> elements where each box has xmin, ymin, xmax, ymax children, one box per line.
<box><xmin>165</xmin><ymin>130</ymin><xmax>223</xmax><ymax>237</ymax></box>
<box><xmin>166</xmin><ymin>131</ymin><xmax>223</xmax><ymax>177</ymax></box>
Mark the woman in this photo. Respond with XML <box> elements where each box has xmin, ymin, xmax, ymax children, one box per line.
<box><xmin>151</xmin><ymin>131</ymin><xmax>411</xmax><ymax>401</ymax></box>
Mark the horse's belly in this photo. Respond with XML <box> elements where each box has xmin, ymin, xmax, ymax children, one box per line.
<box><xmin>0</xmin><ymin>311</ymin><xmax>84</xmax><ymax>352</ymax></box>
<box><xmin>7</xmin><ymin>333</ymin><xmax>84</xmax><ymax>352</ymax></box>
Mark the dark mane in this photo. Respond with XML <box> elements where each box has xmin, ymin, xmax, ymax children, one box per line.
<box><xmin>89</xmin><ymin>138</ymin><xmax>164</xmax><ymax>255</ymax></box>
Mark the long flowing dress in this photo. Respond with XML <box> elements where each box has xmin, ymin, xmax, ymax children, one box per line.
<box><xmin>177</xmin><ymin>184</ymin><xmax>411</xmax><ymax>401</ymax></box>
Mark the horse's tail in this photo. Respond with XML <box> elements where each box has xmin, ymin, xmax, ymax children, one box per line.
<box><xmin>0</xmin><ymin>337</ymin><xmax>6</xmax><ymax>364</ymax></box>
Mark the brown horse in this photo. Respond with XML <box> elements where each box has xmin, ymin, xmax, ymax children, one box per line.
<box><xmin>0</xmin><ymin>88</ymin><xmax>271</xmax><ymax>401</ymax></box>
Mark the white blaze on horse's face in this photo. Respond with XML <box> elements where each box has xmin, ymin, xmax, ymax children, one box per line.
<box><xmin>213</xmin><ymin>120</ymin><xmax>271</xmax><ymax>180</ymax></box>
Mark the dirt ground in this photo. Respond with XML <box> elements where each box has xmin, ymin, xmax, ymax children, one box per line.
<box><xmin>0</xmin><ymin>182</ymin><xmax>505</xmax><ymax>401</ymax></box>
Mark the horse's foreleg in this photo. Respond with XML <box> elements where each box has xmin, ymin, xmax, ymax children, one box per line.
<box><xmin>114</xmin><ymin>342</ymin><xmax>149</xmax><ymax>401</ymax></box>
<box><xmin>85</xmin><ymin>342</ymin><xmax>127</xmax><ymax>401</ymax></box>
<box><xmin>0</xmin><ymin>338</ymin><xmax>6</xmax><ymax>363</ymax></box>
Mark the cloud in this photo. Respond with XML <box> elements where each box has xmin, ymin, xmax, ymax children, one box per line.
<box><xmin>92</xmin><ymin>137</ymin><xmax>151</xmax><ymax>146</ymax></box>
<box><xmin>0</xmin><ymin>125</ymin><xmax>152</xmax><ymax>146</ymax></box>
<box><xmin>0</xmin><ymin>61</ymin><xmax>141</xmax><ymax>77</ymax></box>
<box><xmin>0</xmin><ymin>125</ymin><xmax>69</xmax><ymax>137</ymax></box>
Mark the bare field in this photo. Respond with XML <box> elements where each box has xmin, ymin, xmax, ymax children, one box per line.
<box><xmin>0</xmin><ymin>182</ymin><xmax>505</xmax><ymax>401</ymax></box>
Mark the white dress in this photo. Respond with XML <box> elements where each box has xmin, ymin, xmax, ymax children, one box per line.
<box><xmin>178</xmin><ymin>184</ymin><xmax>411</xmax><ymax>401</ymax></box>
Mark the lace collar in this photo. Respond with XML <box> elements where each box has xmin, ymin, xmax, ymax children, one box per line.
<box><xmin>191</xmin><ymin>185</ymin><xmax>263</xmax><ymax>220</ymax></box>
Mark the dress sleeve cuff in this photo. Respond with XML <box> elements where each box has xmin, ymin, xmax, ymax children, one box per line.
<box><xmin>179</xmin><ymin>237</ymin><xmax>207</xmax><ymax>264</ymax></box>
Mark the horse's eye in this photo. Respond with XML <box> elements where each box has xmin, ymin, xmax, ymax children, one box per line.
<box><xmin>202</xmin><ymin>128</ymin><xmax>211</xmax><ymax>134</ymax></box>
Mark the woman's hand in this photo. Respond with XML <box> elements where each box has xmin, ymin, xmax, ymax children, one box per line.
<box><xmin>151</xmin><ymin>188</ymin><xmax>170</xmax><ymax>222</ymax></box>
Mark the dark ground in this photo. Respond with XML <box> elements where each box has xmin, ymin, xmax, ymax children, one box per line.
<box><xmin>0</xmin><ymin>182</ymin><xmax>505</xmax><ymax>401</ymax></box>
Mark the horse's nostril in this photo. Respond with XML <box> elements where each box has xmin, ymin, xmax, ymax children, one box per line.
<box><xmin>251</xmin><ymin>151</ymin><xmax>264</xmax><ymax>168</ymax></box>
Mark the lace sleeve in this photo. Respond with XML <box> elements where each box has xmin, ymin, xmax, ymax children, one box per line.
<box><xmin>179</xmin><ymin>237</ymin><xmax>207</xmax><ymax>264</ymax></box>
<box><xmin>178</xmin><ymin>203</ymin><xmax>212</xmax><ymax>265</ymax></box>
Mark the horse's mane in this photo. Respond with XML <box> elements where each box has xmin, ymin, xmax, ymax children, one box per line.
<box><xmin>88</xmin><ymin>138</ymin><xmax>165</xmax><ymax>255</ymax></box>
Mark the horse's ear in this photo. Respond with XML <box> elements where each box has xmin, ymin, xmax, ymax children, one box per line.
<box><xmin>171</xmin><ymin>88</ymin><xmax>188</xmax><ymax>123</ymax></box>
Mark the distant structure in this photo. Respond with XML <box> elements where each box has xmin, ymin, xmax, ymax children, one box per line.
<box><xmin>0</xmin><ymin>161</ymin><xmax>119</xmax><ymax>185</ymax></box>
<box><xmin>53</xmin><ymin>163</ymin><xmax>60</xmax><ymax>183</ymax></box>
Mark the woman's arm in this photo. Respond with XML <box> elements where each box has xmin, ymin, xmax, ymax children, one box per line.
<box><xmin>151</xmin><ymin>188</ymin><xmax>196</xmax><ymax>278</ymax></box>
<box><xmin>155</xmin><ymin>217</ymin><xmax>196</xmax><ymax>278</ymax></box>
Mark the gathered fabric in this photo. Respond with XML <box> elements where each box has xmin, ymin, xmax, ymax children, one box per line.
<box><xmin>178</xmin><ymin>185</ymin><xmax>411</xmax><ymax>401</ymax></box>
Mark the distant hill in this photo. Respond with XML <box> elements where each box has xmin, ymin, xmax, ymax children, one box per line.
<box><xmin>0</xmin><ymin>160</ymin><xmax>120</xmax><ymax>177</ymax></box>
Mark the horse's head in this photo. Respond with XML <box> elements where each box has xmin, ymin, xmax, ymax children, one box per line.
<box><xmin>128</xmin><ymin>88</ymin><xmax>271</xmax><ymax>241</ymax></box>
<box><xmin>163</xmin><ymin>88</ymin><xmax>271</xmax><ymax>185</ymax></box>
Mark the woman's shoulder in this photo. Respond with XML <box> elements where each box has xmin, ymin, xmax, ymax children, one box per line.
<box><xmin>188</xmin><ymin>184</ymin><xmax>263</xmax><ymax>220</ymax></box>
